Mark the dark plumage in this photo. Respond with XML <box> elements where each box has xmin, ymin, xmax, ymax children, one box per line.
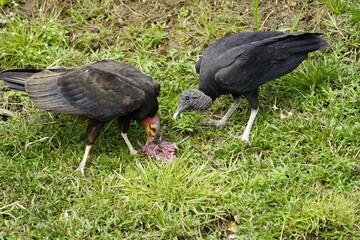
<box><xmin>173</xmin><ymin>31</ymin><xmax>329</xmax><ymax>143</ymax></box>
<box><xmin>0</xmin><ymin>60</ymin><xmax>160</xmax><ymax>174</ymax></box>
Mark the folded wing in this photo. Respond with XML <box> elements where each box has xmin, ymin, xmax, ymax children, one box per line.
<box><xmin>25</xmin><ymin>64</ymin><xmax>146</xmax><ymax>121</ymax></box>
<box><xmin>212</xmin><ymin>32</ymin><xmax>329</xmax><ymax>93</ymax></box>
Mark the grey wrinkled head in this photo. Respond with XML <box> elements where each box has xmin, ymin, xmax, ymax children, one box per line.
<box><xmin>173</xmin><ymin>89</ymin><xmax>213</xmax><ymax>120</ymax></box>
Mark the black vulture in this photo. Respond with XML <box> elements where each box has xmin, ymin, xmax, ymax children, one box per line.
<box><xmin>173</xmin><ymin>31</ymin><xmax>329</xmax><ymax>143</ymax></box>
<box><xmin>0</xmin><ymin>60</ymin><xmax>160</xmax><ymax>174</ymax></box>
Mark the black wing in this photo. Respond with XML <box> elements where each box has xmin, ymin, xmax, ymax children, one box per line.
<box><xmin>210</xmin><ymin>32</ymin><xmax>328</xmax><ymax>93</ymax></box>
<box><xmin>0</xmin><ymin>69</ymin><xmax>41</xmax><ymax>91</ymax></box>
<box><xmin>196</xmin><ymin>32</ymin><xmax>284</xmax><ymax>75</ymax></box>
<box><xmin>91</xmin><ymin>60</ymin><xmax>160</xmax><ymax>96</ymax></box>
<box><xmin>195</xmin><ymin>57</ymin><xmax>202</xmax><ymax>74</ymax></box>
<box><xmin>25</xmin><ymin>64</ymin><xmax>146</xmax><ymax>121</ymax></box>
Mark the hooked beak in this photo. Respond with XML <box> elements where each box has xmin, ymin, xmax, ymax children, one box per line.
<box><xmin>145</xmin><ymin>123</ymin><xmax>159</xmax><ymax>143</ymax></box>
<box><xmin>173</xmin><ymin>105</ymin><xmax>185</xmax><ymax>121</ymax></box>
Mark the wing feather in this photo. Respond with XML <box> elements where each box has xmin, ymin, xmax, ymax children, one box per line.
<box><xmin>212</xmin><ymin>32</ymin><xmax>328</xmax><ymax>93</ymax></box>
<box><xmin>1</xmin><ymin>61</ymin><xmax>155</xmax><ymax>121</ymax></box>
<box><xmin>25</xmin><ymin>64</ymin><xmax>146</xmax><ymax>120</ymax></box>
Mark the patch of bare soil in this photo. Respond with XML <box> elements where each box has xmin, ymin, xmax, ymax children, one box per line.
<box><xmin>13</xmin><ymin>0</ymin><xmax>329</xmax><ymax>53</ymax></box>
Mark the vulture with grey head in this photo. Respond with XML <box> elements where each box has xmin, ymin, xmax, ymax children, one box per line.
<box><xmin>173</xmin><ymin>31</ymin><xmax>329</xmax><ymax>143</ymax></box>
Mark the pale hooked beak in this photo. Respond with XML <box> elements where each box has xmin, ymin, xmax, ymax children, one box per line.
<box><xmin>145</xmin><ymin>123</ymin><xmax>159</xmax><ymax>143</ymax></box>
<box><xmin>143</xmin><ymin>116</ymin><xmax>160</xmax><ymax>143</ymax></box>
<box><xmin>173</xmin><ymin>105</ymin><xmax>185</xmax><ymax>121</ymax></box>
<box><xmin>173</xmin><ymin>112</ymin><xmax>179</xmax><ymax>121</ymax></box>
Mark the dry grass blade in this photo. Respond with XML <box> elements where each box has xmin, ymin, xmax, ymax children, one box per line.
<box><xmin>0</xmin><ymin>108</ymin><xmax>16</xmax><ymax>118</ymax></box>
<box><xmin>192</xmin><ymin>145</ymin><xmax>219</xmax><ymax>167</ymax></box>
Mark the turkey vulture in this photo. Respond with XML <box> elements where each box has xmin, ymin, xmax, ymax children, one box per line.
<box><xmin>0</xmin><ymin>60</ymin><xmax>160</xmax><ymax>174</ymax></box>
<box><xmin>173</xmin><ymin>31</ymin><xmax>329</xmax><ymax>143</ymax></box>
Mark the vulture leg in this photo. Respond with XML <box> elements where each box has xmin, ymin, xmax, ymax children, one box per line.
<box><xmin>118</xmin><ymin>118</ymin><xmax>137</xmax><ymax>155</ymax></box>
<box><xmin>121</xmin><ymin>133</ymin><xmax>137</xmax><ymax>155</ymax></box>
<box><xmin>241</xmin><ymin>108</ymin><xmax>258</xmax><ymax>144</ymax></box>
<box><xmin>227</xmin><ymin>90</ymin><xmax>259</xmax><ymax>144</ymax></box>
<box><xmin>196</xmin><ymin>97</ymin><xmax>241</xmax><ymax>128</ymax></box>
<box><xmin>239</xmin><ymin>90</ymin><xmax>259</xmax><ymax>144</ymax></box>
<box><xmin>76</xmin><ymin>145</ymin><xmax>93</xmax><ymax>176</ymax></box>
<box><xmin>74</xmin><ymin>119</ymin><xmax>107</xmax><ymax>175</ymax></box>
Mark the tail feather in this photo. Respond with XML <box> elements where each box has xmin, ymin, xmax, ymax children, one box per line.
<box><xmin>272</xmin><ymin>32</ymin><xmax>330</xmax><ymax>54</ymax></box>
<box><xmin>0</xmin><ymin>69</ymin><xmax>41</xmax><ymax>92</ymax></box>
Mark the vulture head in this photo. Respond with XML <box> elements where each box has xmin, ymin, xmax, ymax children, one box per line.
<box><xmin>173</xmin><ymin>89</ymin><xmax>212</xmax><ymax>120</ymax></box>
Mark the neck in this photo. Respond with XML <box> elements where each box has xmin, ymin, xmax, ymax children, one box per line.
<box><xmin>142</xmin><ymin>115</ymin><xmax>159</xmax><ymax>126</ymax></box>
<box><xmin>199</xmin><ymin>85</ymin><xmax>220</xmax><ymax>101</ymax></box>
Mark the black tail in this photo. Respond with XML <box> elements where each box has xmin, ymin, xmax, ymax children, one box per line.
<box><xmin>273</xmin><ymin>32</ymin><xmax>330</xmax><ymax>54</ymax></box>
<box><xmin>0</xmin><ymin>69</ymin><xmax>41</xmax><ymax>92</ymax></box>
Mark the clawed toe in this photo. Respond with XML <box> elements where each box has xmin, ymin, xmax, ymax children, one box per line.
<box><xmin>241</xmin><ymin>135</ymin><xmax>251</xmax><ymax>145</ymax></box>
<box><xmin>229</xmin><ymin>134</ymin><xmax>252</xmax><ymax>145</ymax></box>
<box><xmin>195</xmin><ymin>121</ymin><xmax>212</xmax><ymax>126</ymax></box>
<box><xmin>72</xmin><ymin>167</ymin><xmax>86</xmax><ymax>176</ymax></box>
<box><xmin>195</xmin><ymin>119</ymin><xmax>229</xmax><ymax>128</ymax></box>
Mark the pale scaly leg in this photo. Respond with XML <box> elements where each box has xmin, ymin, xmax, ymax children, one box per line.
<box><xmin>121</xmin><ymin>132</ymin><xmax>137</xmax><ymax>155</ymax></box>
<box><xmin>73</xmin><ymin>119</ymin><xmax>106</xmax><ymax>176</ymax></box>
<box><xmin>196</xmin><ymin>97</ymin><xmax>241</xmax><ymax>128</ymax></box>
<box><xmin>74</xmin><ymin>144</ymin><xmax>92</xmax><ymax>176</ymax></box>
<box><xmin>240</xmin><ymin>108</ymin><xmax>258</xmax><ymax>144</ymax></box>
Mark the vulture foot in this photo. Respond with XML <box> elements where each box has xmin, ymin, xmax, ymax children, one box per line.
<box><xmin>241</xmin><ymin>135</ymin><xmax>251</xmax><ymax>145</ymax></box>
<box><xmin>73</xmin><ymin>166</ymin><xmax>86</xmax><ymax>176</ymax></box>
<box><xmin>229</xmin><ymin>134</ymin><xmax>252</xmax><ymax>146</ymax></box>
<box><xmin>195</xmin><ymin>119</ymin><xmax>230</xmax><ymax>128</ymax></box>
<box><xmin>129</xmin><ymin>149</ymin><xmax>138</xmax><ymax>155</ymax></box>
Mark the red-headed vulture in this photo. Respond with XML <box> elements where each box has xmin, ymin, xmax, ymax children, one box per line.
<box><xmin>0</xmin><ymin>60</ymin><xmax>160</xmax><ymax>175</ymax></box>
<box><xmin>173</xmin><ymin>32</ymin><xmax>329</xmax><ymax>144</ymax></box>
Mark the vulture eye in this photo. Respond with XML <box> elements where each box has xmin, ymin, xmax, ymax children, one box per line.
<box><xmin>185</xmin><ymin>96</ymin><xmax>190</xmax><ymax>100</ymax></box>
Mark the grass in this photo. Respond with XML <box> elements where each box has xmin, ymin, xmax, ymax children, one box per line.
<box><xmin>0</xmin><ymin>0</ymin><xmax>359</xmax><ymax>239</ymax></box>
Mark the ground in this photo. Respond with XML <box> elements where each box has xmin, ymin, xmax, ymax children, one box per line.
<box><xmin>0</xmin><ymin>0</ymin><xmax>359</xmax><ymax>239</ymax></box>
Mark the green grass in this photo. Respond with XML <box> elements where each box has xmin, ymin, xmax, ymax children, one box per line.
<box><xmin>0</xmin><ymin>0</ymin><xmax>359</xmax><ymax>239</ymax></box>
